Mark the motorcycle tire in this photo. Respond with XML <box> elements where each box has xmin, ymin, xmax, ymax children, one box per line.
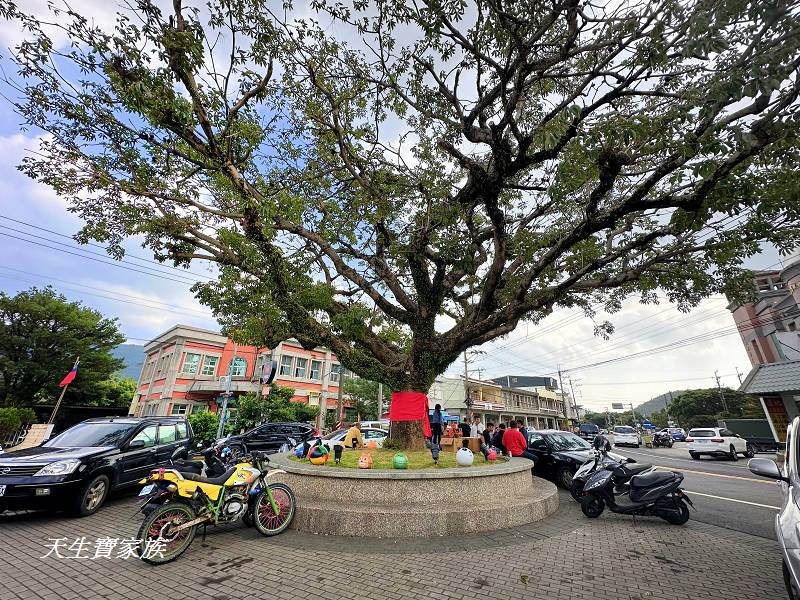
<box><xmin>570</xmin><ymin>480</ymin><xmax>584</xmax><ymax>502</ymax></box>
<box><xmin>137</xmin><ymin>502</ymin><xmax>197</xmax><ymax>565</ymax></box>
<box><xmin>253</xmin><ymin>483</ymin><xmax>296</xmax><ymax>537</ymax></box>
<box><xmin>661</xmin><ymin>499</ymin><xmax>690</xmax><ymax>525</ymax></box>
<box><xmin>581</xmin><ymin>496</ymin><xmax>605</xmax><ymax>518</ymax></box>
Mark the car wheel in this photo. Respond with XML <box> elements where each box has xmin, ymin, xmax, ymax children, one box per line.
<box><xmin>635</xmin><ymin>443</ymin><xmax>640</xmax><ymax>448</ymax></box>
<box><xmin>69</xmin><ymin>474</ymin><xmax>109</xmax><ymax>517</ymax></box>
<box><xmin>228</xmin><ymin>443</ymin><xmax>246</xmax><ymax>459</ymax></box>
<box><xmin>745</xmin><ymin>444</ymin><xmax>755</xmax><ymax>459</ymax></box>
<box><xmin>690</xmin><ymin>452</ymin><xmax>699</xmax><ymax>460</ymax></box>
<box><xmin>729</xmin><ymin>445</ymin><xmax>738</xmax><ymax>461</ymax></box>
<box><xmin>556</xmin><ymin>466</ymin><xmax>576</xmax><ymax>489</ymax></box>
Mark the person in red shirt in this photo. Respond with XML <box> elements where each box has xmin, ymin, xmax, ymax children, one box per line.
<box><xmin>502</xmin><ymin>422</ymin><xmax>538</xmax><ymax>467</ymax></box>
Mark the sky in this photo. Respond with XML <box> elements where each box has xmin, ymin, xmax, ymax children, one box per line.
<box><xmin>0</xmin><ymin>2</ymin><xmax>791</xmax><ymax>413</ymax></box>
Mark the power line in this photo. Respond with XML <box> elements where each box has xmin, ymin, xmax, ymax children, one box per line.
<box><xmin>0</xmin><ymin>214</ymin><xmax>216</xmax><ymax>281</ymax></box>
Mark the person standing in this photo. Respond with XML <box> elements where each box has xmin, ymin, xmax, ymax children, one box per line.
<box><xmin>516</xmin><ymin>420</ymin><xmax>529</xmax><ymax>444</ymax></box>
<box><xmin>458</xmin><ymin>419</ymin><xmax>472</xmax><ymax>438</ymax></box>
<box><xmin>430</xmin><ymin>404</ymin><xmax>445</xmax><ymax>445</ymax></box>
<box><xmin>471</xmin><ymin>415</ymin><xmax>485</xmax><ymax>438</ymax></box>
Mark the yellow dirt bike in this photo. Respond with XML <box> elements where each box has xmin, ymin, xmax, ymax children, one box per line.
<box><xmin>135</xmin><ymin>450</ymin><xmax>295</xmax><ymax>564</ymax></box>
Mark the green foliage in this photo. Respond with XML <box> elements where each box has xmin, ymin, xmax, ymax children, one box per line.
<box><xmin>668</xmin><ymin>388</ymin><xmax>763</xmax><ymax>428</ymax></box>
<box><xmin>381</xmin><ymin>437</ymin><xmax>401</xmax><ymax>451</ymax></box>
<box><xmin>233</xmin><ymin>384</ymin><xmax>319</xmax><ymax>432</ymax></box>
<box><xmin>583</xmin><ymin>412</ymin><xmax>607</xmax><ymax>428</ymax></box>
<box><xmin>3</xmin><ymin>2</ymin><xmax>800</xmax><ymax>402</ymax></box>
<box><xmin>344</xmin><ymin>378</ymin><xmax>392</xmax><ymax>421</ymax></box>
<box><xmin>188</xmin><ymin>411</ymin><xmax>219</xmax><ymax>445</ymax></box>
<box><xmin>0</xmin><ymin>407</ymin><xmax>22</xmax><ymax>436</ymax></box>
<box><xmin>0</xmin><ymin>287</ymin><xmax>125</xmax><ymax>407</ymax></box>
<box><xmin>15</xmin><ymin>407</ymin><xmax>37</xmax><ymax>426</ymax></box>
<box><xmin>77</xmin><ymin>376</ymin><xmax>137</xmax><ymax>407</ymax></box>
<box><xmin>649</xmin><ymin>409</ymin><xmax>669</xmax><ymax>430</ymax></box>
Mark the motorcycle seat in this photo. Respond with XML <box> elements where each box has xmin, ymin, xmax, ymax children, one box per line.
<box><xmin>625</xmin><ymin>463</ymin><xmax>652</xmax><ymax>475</ymax></box>
<box><xmin>181</xmin><ymin>466</ymin><xmax>237</xmax><ymax>486</ymax></box>
<box><xmin>174</xmin><ymin>459</ymin><xmax>204</xmax><ymax>473</ymax></box>
<box><xmin>629</xmin><ymin>470</ymin><xmax>677</xmax><ymax>488</ymax></box>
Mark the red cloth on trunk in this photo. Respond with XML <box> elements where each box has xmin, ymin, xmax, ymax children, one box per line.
<box><xmin>389</xmin><ymin>391</ymin><xmax>432</xmax><ymax>437</ymax></box>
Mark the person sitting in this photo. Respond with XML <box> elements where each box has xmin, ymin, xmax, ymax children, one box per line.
<box><xmin>502</xmin><ymin>422</ymin><xmax>538</xmax><ymax>466</ymax></box>
<box><xmin>516</xmin><ymin>420</ymin><xmax>529</xmax><ymax>443</ymax></box>
<box><xmin>344</xmin><ymin>422</ymin><xmax>364</xmax><ymax>449</ymax></box>
<box><xmin>482</xmin><ymin>422</ymin><xmax>495</xmax><ymax>447</ymax></box>
<box><xmin>458</xmin><ymin>420</ymin><xmax>472</xmax><ymax>438</ymax></box>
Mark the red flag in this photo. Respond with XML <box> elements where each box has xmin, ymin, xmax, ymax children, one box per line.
<box><xmin>59</xmin><ymin>360</ymin><xmax>79</xmax><ymax>387</ymax></box>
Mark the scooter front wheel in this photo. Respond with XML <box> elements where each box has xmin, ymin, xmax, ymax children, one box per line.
<box><xmin>581</xmin><ymin>496</ymin><xmax>605</xmax><ymax>518</ymax></box>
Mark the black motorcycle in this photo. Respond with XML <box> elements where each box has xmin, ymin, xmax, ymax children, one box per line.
<box><xmin>653</xmin><ymin>430</ymin><xmax>674</xmax><ymax>448</ymax></box>
<box><xmin>570</xmin><ymin>448</ymin><xmax>653</xmax><ymax>501</ymax></box>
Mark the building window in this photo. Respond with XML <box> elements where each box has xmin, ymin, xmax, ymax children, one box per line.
<box><xmin>200</xmin><ymin>355</ymin><xmax>219</xmax><ymax>376</ymax></box>
<box><xmin>294</xmin><ymin>357</ymin><xmax>308</xmax><ymax>378</ymax></box>
<box><xmin>181</xmin><ymin>353</ymin><xmax>201</xmax><ymax>374</ymax></box>
<box><xmin>310</xmin><ymin>360</ymin><xmax>322</xmax><ymax>380</ymax></box>
<box><xmin>170</xmin><ymin>403</ymin><xmax>188</xmax><ymax>416</ymax></box>
<box><xmin>279</xmin><ymin>355</ymin><xmax>293</xmax><ymax>376</ymax></box>
<box><xmin>231</xmin><ymin>357</ymin><xmax>247</xmax><ymax>377</ymax></box>
<box><xmin>330</xmin><ymin>364</ymin><xmax>341</xmax><ymax>383</ymax></box>
<box><xmin>191</xmin><ymin>404</ymin><xmax>206</xmax><ymax>414</ymax></box>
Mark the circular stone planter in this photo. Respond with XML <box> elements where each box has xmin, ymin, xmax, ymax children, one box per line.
<box><xmin>267</xmin><ymin>453</ymin><xmax>559</xmax><ymax>537</ymax></box>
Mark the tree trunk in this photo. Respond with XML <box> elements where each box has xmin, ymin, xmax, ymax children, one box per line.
<box><xmin>390</xmin><ymin>419</ymin><xmax>426</xmax><ymax>451</ymax></box>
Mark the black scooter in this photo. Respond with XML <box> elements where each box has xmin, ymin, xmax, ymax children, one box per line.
<box><xmin>570</xmin><ymin>446</ymin><xmax>653</xmax><ymax>501</ymax></box>
<box><xmin>653</xmin><ymin>431</ymin><xmax>674</xmax><ymax>448</ymax></box>
<box><xmin>580</xmin><ymin>438</ymin><xmax>693</xmax><ymax>525</ymax></box>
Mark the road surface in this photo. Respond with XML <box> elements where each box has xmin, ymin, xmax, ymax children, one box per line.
<box><xmin>612</xmin><ymin>443</ymin><xmax>783</xmax><ymax>540</ymax></box>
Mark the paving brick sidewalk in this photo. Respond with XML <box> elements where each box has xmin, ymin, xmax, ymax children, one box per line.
<box><xmin>0</xmin><ymin>490</ymin><xmax>786</xmax><ymax>600</ymax></box>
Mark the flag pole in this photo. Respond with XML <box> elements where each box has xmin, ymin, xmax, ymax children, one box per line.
<box><xmin>48</xmin><ymin>356</ymin><xmax>79</xmax><ymax>425</ymax></box>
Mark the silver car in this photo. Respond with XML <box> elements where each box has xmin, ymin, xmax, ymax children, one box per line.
<box><xmin>748</xmin><ymin>416</ymin><xmax>800</xmax><ymax>599</ymax></box>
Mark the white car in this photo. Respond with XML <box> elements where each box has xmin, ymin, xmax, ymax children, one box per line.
<box><xmin>687</xmin><ymin>427</ymin><xmax>754</xmax><ymax>460</ymax></box>
<box><xmin>304</xmin><ymin>427</ymin><xmax>389</xmax><ymax>450</ymax></box>
<box><xmin>612</xmin><ymin>425</ymin><xmax>641</xmax><ymax>448</ymax></box>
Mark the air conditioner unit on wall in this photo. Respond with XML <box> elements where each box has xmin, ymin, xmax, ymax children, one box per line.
<box><xmin>218</xmin><ymin>376</ymin><xmax>229</xmax><ymax>383</ymax></box>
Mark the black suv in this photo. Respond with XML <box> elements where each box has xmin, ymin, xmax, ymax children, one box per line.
<box><xmin>221</xmin><ymin>422</ymin><xmax>316</xmax><ymax>455</ymax></box>
<box><xmin>0</xmin><ymin>416</ymin><xmax>193</xmax><ymax>517</ymax></box>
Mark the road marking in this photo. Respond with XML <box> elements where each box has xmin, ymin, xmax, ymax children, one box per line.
<box><xmin>683</xmin><ymin>490</ymin><xmax>781</xmax><ymax>510</ymax></box>
<box><xmin>652</xmin><ymin>465</ymin><xmax>776</xmax><ymax>485</ymax></box>
<box><xmin>620</xmin><ymin>448</ymin><xmax>751</xmax><ymax>470</ymax></box>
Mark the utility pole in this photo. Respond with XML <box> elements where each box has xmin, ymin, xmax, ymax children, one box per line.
<box><xmin>557</xmin><ymin>365</ymin><xmax>568</xmax><ymax>422</ymax></box>
<box><xmin>335</xmin><ymin>365</ymin><xmax>345</xmax><ymax>425</ymax></box>
<box><xmin>568</xmin><ymin>377</ymin><xmax>580</xmax><ymax>423</ymax></box>
<box><xmin>735</xmin><ymin>367</ymin><xmax>744</xmax><ymax>385</ymax></box>
<box><xmin>216</xmin><ymin>343</ymin><xmax>238</xmax><ymax>440</ymax></box>
<box><xmin>377</xmin><ymin>382</ymin><xmax>384</xmax><ymax>421</ymax></box>
<box><xmin>714</xmin><ymin>370</ymin><xmax>729</xmax><ymax>414</ymax></box>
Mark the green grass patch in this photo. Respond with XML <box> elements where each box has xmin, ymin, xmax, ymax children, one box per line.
<box><xmin>290</xmin><ymin>448</ymin><xmax>501</xmax><ymax>469</ymax></box>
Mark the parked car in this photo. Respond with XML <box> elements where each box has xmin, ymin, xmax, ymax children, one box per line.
<box><xmin>667</xmin><ymin>427</ymin><xmax>686</xmax><ymax>442</ymax></box>
<box><xmin>221</xmin><ymin>422</ymin><xmax>317</xmax><ymax>456</ymax></box>
<box><xmin>687</xmin><ymin>427</ymin><xmax>754</xmax><ymax>460</ymax></box>
<box><xmin>612</xmin><ymin>425</ymin><xmax>641</xmax><ymax>448</ymax></box>
<box><xmin>527</xmin><ymin>430</ymin><xmax>628</xmax><ymax>489</ymax></box>
<box><xmin>358</xmin><ymin>420</ymin><xmax>390</xmax><ymax>430</ymax></box>
<box><xmin>311</xmin><ymin>427</ymin><xmax>389</xmax><ymax>450</ymax></box>
<box><xmin>0</xmin><ymin>416</ymin><xmax>193</xmax><ymax>517</ymax></box>
<box><xmin>748</xmin><ymin>415</ymin><xmax>800</xmax><ymax>599</ymax></box>
<box><xmin>577</xmin><ymin>423</ymin><xmax>600</xmax><ymax>442</ymax></box>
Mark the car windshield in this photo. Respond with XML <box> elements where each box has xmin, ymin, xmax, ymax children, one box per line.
<box><xmin>614</xmin><ymin>427</ymin><xmax>635</xmax><ymax>434</ymax></box>
<box><xmin>688</xmin><ymin>429</ymin><xmax>716</xmax><ymax>437</ymax></box>
<box><xmin>322</xmin><ymin>428</ymin><xmax>348</xmax><ymax>440</ymax></box>
<box><xmin>545</xmin><ymin>433</ymin><xmax>591</xmax><ymax>451</ymax></box>
<box><xmin>579</xmin><ymin>424</ymin><xmax>598</xmax><ymax>433</ymax></box>
<box><xmin>44</xmin><ymin>422</ymin><xmax>136</xmax><ymax>448</ymax></box>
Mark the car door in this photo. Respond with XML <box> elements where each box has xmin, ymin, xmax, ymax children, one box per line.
<box><xmin>363</xmin><ymin>428</ymin><xmax>388</xmax><ymax>447</ymax></box>
<box><xmin>155</xmin><ymin>423</ymin><xmax>181</xmax><ymax>465</ymax></box>
<box><xmin>118</xmin><ymin>425</ymin><xmax>158</xmax><ymax>485</ymax></box>
<box><xmin>528</xmin><ymin>433</ymin><xmax>554</xmax><ymax>475</ymax></box>
<box><xmin>725</xmin><ymin>429</ymin><xmax>747</xmax><ymax>452</ymax></box>
<box><xmin>246</xmin><ymin>425</ymin><xmax>279</xmax><ymax>452</ymax></box>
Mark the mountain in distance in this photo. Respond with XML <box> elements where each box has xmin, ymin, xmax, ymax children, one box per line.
<box><xmin>635</xmin><ymin>390</ymin><xmax>688</xmax><ymax>417</ymax></box>
<box><xmin>112</xmin><ymin>343</ymin><xmax>145</xmax><ymax>380</ymax></box>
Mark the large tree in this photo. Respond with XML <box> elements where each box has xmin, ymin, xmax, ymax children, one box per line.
<box><xmin>0</xmin><ymin>287</ymin><xmax>125</xmax><ymax>407</ymax></box>
<box><xmin>2</xmin><ymin>1</ymin><xmax>799</xmax><ymax>447</ymax></box>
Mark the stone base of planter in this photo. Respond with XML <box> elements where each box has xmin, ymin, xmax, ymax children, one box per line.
<box><xmin>267</xmin><ymin>453</ymin><xmax>559</xmax><ymax>537</ymax></box>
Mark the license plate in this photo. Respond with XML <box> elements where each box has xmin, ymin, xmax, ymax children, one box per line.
<box><xmin>0</xmin><ymin>485</ymin><xmax>5</xmax><ymax>497</ymax></box>
<box><xmin>695</xmin><ymin>439</ymin><xmax>709</xmax><ymax>443</ymax></box>
<box><xmin>138</xmin><ymin>483</ymin><xmax>155</xmax><ymax>497</ymax></box>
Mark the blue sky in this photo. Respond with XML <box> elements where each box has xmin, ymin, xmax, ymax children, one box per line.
<box><xmin>0</xmin><ymin>3</ymin><xmax>789</xmax><ymax>411</ymax></box>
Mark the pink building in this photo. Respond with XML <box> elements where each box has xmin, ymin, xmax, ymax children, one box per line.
<box><xmin>727</xmin><ymin>255</ymin><xmax>800</xmax><ymax>366</ymax></box>
<box><xmin>128</xmin><ymin>325</ymin><xmax>348</xmax><ymax>418</ymax></box>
